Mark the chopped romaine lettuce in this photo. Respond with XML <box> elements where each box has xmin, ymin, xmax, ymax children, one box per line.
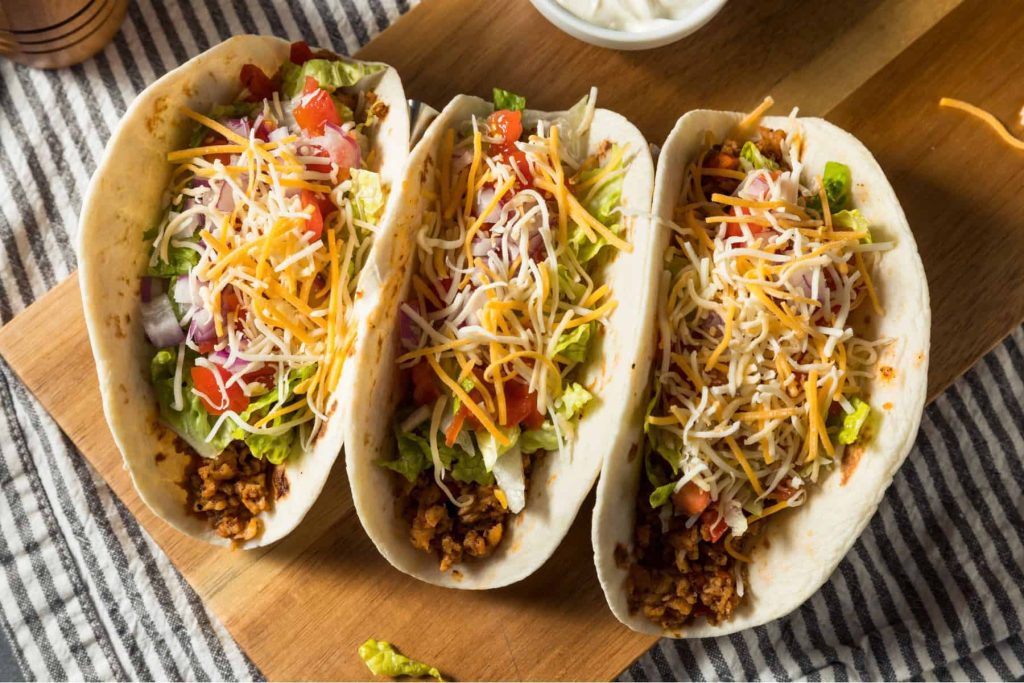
<box><xmin>144</xmin><ymin>223</ymin><xmax>200</xmax><ymax>277</ymax></box>
<box><xmin>569</xmin><ymin>145</ymin><xmax>624</xmax><ymax>263</ymax></box>
<box><xmin>555</xmin><ymin>382</ymin><xmax>592</xmax><ymax>421</ymax></box>
<box><xmin>243</xmin><ymin>430</ymin><xmax>297</xmax><ymax>465</ymax></box>
<box><xmin>832</xmin><ymin>209</ymin><xmax>872</xmax><ymax>243</ymax></box>
<box><xmin>476</xmin><ymin>425</ymin><xmax>520</xmax><ymax>471</ymax></box>
<box><xmin>382</xmin><ymin>430</ymin><xmax>433</xmax><ymax>482</ymax></box>
<box><xmin>151</xmin><ymin>348</ymin><xmax>232</xmax><ymax>457</ymax></box>
<box><xmin>492</xmin><ymin>445</ymin><xmax>526</xmax><ymax>513</ymax></box>
<box><xmin>838</xmin><ymin>397</ymin><xmax>871</xmax><ymax>445</ymax></box>
<box><xmin>381</xmin><ymin>425</ymin><xmax>494</xmax><ymax>485</ymax></box>
<box><xmin>809</xmin><ymin>161</ymin><xmax>852</xmax><ymax>213</ymax></box>
<box><xmin>554</xmin><ymin>92</ymin><xmax>593</xmax><ymax>163</ymax></box>
<box><xmin>358</xmin><ymin>639</ymin><xmax>443</xmax><ymax>682</ymax></box>
<box><xmin>739</xmin><ymin>141</ymin><xmax>778</xmax><ymax>171</ymax></box>
<box><xmin>519</xmin><ymin>422</ymin><xmax>559</xmax><ymax>453</ymax></box>
<box><xmin>648</xmin><ymin>481</ymin><xmax>676</xmax><ymax>509</ymax></box>
<box><xmin>350</xmin><ymin>169</ymin><xmax>386</xmax><ymax>225</ymax></box>
<box><xmin>281</xmin><ymin>58</ymin><xmax>385</xmax><ymax>98</ymax></box>
<box><xmin>553</xmin><ymin>322</ymin><xmax>593</xmax><ymax>364</ymax></box>
<box><xmin>209</xmin><ymin>101</ymin><xmax>258</xmax><ymax>119</ymax></box>
<box><xmin>492</xmin><ymin>88</ymin><xmax>526</xmax><ymax>112</ymax></box>
<box><xmin>556</xmin><ymin>265</ymin><xmax>585</xmax><ymax>300</ymax></box>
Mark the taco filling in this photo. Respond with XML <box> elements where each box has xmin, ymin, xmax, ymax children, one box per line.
<box><xmin>379</xmin><ymin>89</ymin><xmax>632</xmax><ymax>570</ymax></box>
<box><xmin>625</xmin><ymin>105</ymin><xmax>891</xmax><ymax>627</ymax></box>
<box><xmin>142</xmin><ymin>41</ymin><xmax>390</xmax><ymax>541</ymax></box>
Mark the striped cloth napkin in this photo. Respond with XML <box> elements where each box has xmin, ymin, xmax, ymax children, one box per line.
<box><xmin>0</xmin><ymin>1</ymin><xmax>1021</xmax><ymax>680</ymax></box>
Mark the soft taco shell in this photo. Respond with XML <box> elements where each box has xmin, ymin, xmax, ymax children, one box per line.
<box><xmin>592</xmin><ymin>110</ymin><xmax>930</xmax><ymax>636</ymax></box>
<box><xmin>345</xmin><ymin>94</ymin><xmax>658</xmax><ymax>588</ymax></box>
<box><xmin>78</xmin><ymin>35</ymin><xmax>409</xmax><ymax>548</ymax></box>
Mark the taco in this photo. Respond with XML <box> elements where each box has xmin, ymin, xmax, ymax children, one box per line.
<box><xmin>345</xmin><ymin>89</ymin><xmax>657</xmax><ymax>588</ymax></box>
<box><xmin>593</xmin><ymin>101</ymin><xmax>930</xmax><ymax>635</ymax></box>
<box><xmin>78</xmin><ymin>35</ymin><xmax>408</xmax><ymax>547</ymax></box>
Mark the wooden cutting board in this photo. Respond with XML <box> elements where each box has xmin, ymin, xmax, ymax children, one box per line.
<box><xmin>3</xmin><ymin>0</ymin><xmax>1023</xmax><ymax>679</ymax></box>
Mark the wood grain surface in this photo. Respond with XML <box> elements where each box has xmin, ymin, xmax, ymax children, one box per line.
<box><xmin>4</xmin><ymin>0</ymin><xmax>1024</xmax><ymax>679</ymax></box>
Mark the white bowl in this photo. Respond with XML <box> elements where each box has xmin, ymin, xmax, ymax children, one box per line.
<box><xmin>529</xmin><ymin>0</ymin><xmax>727</xmax><ymax>51</ymax></box>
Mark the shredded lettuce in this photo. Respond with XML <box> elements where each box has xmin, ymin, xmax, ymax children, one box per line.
<box><xmin>569</xmin><ymin>146</ymin><xmax>624</xmax><ymax>263</ymax></box>
<box><xmin>350</xmin><ymin>169</ymin><xmax>386</xmax><ymax>225</ymax></box>
<box><xmin>557</xmin><ymin>265</ymin><xmax>585</xmax><ymax>301</ymax></box>
<box><xmin>519</xmin><ymin>422</ymin><xmax>559</xmax><ymax>453</ymax></box>
<box><xmin>381</xmin><ymin>425</ymin><xmax>494</xmax><ymax>485</ymax></box>
<box><xmin>232</xmin><ymin>365</ymin><xmax>315</xmax><ymax>465</ymax></box>
<box><xmin>832</xmin><ymin>209</ymin><xmax>872</xmax><ymax>243</ymax></box>
<box><xmin>649</xmin><ymin>481</ymin><xmax>676</xmax><ymax>509</ymax></box>
<box><xmin>476</xmin><ymin>425</ymin><xmax>520</xmax><ymax>471</ymax></box>
<box><xmin>358</xmin><ymin>639</ymin><xmax>443</xmax><ymax>682</ymax></box>
<box><xmin>553</xmin><ymin>322</ymin><xmax>593</xmax><ymax>364</ymax></box>
<box><xmin>209</xmin><ymin>101</ymin><xmax>258</xmax><ymax>119</ymax></box>
<box><xmin>151</xmin><ymin>348</ymin><xmax>232</xmax><ymax>458</ymax></box>
<box><xmin>739</xmin><ymin>141</ymin><xmax>778</xmax><ymax>171</ymax></box>
<box><xmin>555</xmin><ymin>382</ymin><xmax>592</xmax><ymax>421</ymax></box>
<box><xmin>809</xmin><ymin>161</ymin><xmax>852</xmax><ymax>213</ymax></box>
<box><xmin>492</xmin><ymin>445</ymin><xmax>526</xmax><ymax>513</ymax></box>
<box><xmin>144</xmin><ymin>224</ymin><xmax>200</xmax><ymax>277</ymax></box>
<box><xmin>554</xmin><ymin>93</ymin><xmax>593</xmax><ymax>164</ymax></box>
<box><xmin>492</xmin><ymin>88</ymin><xmax>526</xmax><ymax>112</ymax></box>
<box><xmin>281</xmin><ymin>58</ymin><xmax>385</xmax><ymax>98</ymax></box>
<box><xmin>838</xmin><ymin>397</ymin><xmax>871</xmax><ymax>445</ymax></box>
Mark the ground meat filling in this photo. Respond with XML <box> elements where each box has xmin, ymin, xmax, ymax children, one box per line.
<box><xmin>181</xmin><ymin>440</ymin><xmax>285</xmax><ymax>542</ymax></box>
<box><xmin>399</xmin><ymin>452</ymin><xmax>536</xmax><ymax>571</ymax></box>
<box><xmin>700</xmin><ymin>127</ymin><xmax>787</xmax><ymax>197</ymax></box>
<box><xmin>623</xmin><ymin>480</ymin><xmax>741</xmax><ymax>629</ymax></box>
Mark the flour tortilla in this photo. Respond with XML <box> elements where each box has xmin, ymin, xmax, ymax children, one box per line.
<box><xmin>592</xmin><ymin>110</ymin><xmax>931</xmax><ymax>636</ymax></box>
<box><xmin>78</xmin><ymin>35</ymin><xmax>409</xmax><ymax>548</ymax></box>
<box><xmin>345</xmin><ymin>94</ymin><xmax>658</xmax><ymax>588</ymax></box>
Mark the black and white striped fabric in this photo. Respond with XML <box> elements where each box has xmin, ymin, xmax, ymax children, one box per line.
<box><xmin>0</xmin><ymin>1</ymin><xmax>1022</xmax><ymax>680</ymax></box>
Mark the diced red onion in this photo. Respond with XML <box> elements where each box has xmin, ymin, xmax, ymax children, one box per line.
<box><xmin>189</xmin><ymin>307</ymin><xmax>217</xmax><ymax>343</ymax></box>
<box><xmin>141</xmin><ymin>279</ymin><xmax>185</xmax><ymax>347</ymax></box>
<box><xmin>315</xmin><ymin>123</ymin><xmax>361</xmax><ymax>170</ymax></box>
<box><xmin>399</xmin><ymin>305</ymin><xmax>419</xmax><ymax>350</ymax></box>
<box><xmin>140</xmin><ymin>276</ymin><xmax>162</xmax><ymax>304</ymax></box>
<box><xmin>222</xmin><ymin>117</ymin><xmax>250</xmax><ymax>139</ymax></box>
<box><xmin>172</xmin><ymin>275</ymin><xmax>193</xmax><ymax>306</ymax></box>
<box><xmin>471</xmin><ymin>234</ymin><xmax>492</xmax><ymax>258</ymax></box>
<box><xmin>475</xmin><ymin>187</ymin><xmax>500</xmax><ymax>224</ymax></box>
<box><xmin>268</xmin><ymin>126</ymin><xmax>289</xmax><ymax>142</ymax></box>
<box><xmin>215</xmin><ymin>181</ymin><xmax>235</xmax><ymax>212</ymax></box>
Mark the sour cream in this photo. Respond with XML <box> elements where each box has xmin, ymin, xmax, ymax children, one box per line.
<box><xmin>554</xmin><ymin>0</ymin><xmax>710</xmax><ymax>32</ymax></box>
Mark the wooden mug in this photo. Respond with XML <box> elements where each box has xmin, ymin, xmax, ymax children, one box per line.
<box><xmin>0</xmin><ymin>0</ymin><xmax>128</xmax><ymax>69</ymax></box>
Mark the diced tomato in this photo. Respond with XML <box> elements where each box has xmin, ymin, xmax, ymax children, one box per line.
<box><xmin>411</xmin><ymin>359</ymin><xmax>440</xmax><ymax>405</ymax></box>
<box><xmin>726</xmin><ymin>205</ymin><xmax>769</xmax><ymax>241</ymax></box>
<box><xmin>302</xmin><ymin>188</ymin><xmax>336</xmax><ymax>218</ymax></box>
<box><xmin>200</xmin><ymin>131</ymin><xmax>233</xmax><ymax>164</ymax></box>
<box><xmin>768</xmin><ymin>478</ymin><xmax>799</xmax><ymax>501</ymax></box>
<box><xmin>191</xmin><ymin>365</ymin><xmax>249</xmax><ymax>416</ymax></box>
<box><xmin>488</xmin><ymin>110</ymin><xmax>523</xmax><ymax>147</ymax></box>
<box><xmin>701</xmin><ymin>508</ymin><xmax>730</xmax><ymax>543</ymax></box>
<box><xmin>304</xmin><ymin>145</ymin><xmax>333</xmax><ymax>174</ymax></box>
<box><xmin>241</xmin><ymin>365</ymin><xmax>276</xmax><ymax>386</ymax></box>
<box><xmin>289</xmin><ymin>40</ymin><xmax>315</xmax><ymax>65</ymax></box>
<box><xmin>221</xmin><ymin>288</ymin><xmax>241</xmax><ymax>314</ymax></box>
<box><xmin>500</xmin><ymin>147</ymin><xmax>533</xmax><ymax>187</ymax></box>
<box><xmin>501</xmin><ymin>380</ymin><xmax>544</xmax><ymax>428</ymax></box>
<box><xmin>293</xmin><ymin>77</ymin><xmax>340</xmax><ymax>136</ymax></box>
<box><xmin>300</xmin><ymin>189</ymin><xmax>325</xmax><ymax>240</ymax></box>
<box><xmin>239</xmin><ymin>64</ymin><xmax>276</xmax><ymax>102</ymax></box>
<box><xmin>196</xmin><ymin>341</ymin><xmax>216</xmax><ymax>354</ymax></box>
<box><xmin>672</xmin><ymin>482</ymin><xmax>711</xmax><ymax>516</ymax></box>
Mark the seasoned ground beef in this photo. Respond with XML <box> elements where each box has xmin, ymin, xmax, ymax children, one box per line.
<box><xmin>181</xmin><ymin>440</ymin><xmax>286</xmax><ymax>543</ymax></box>
<box><xmin>699</xmin><ymin>128</ymin><xmax>788</xmax><ymax>199</ymax></box>
<box><xmin>398</xmin><ymin>452</ymin><xmax>536</xmax><ymax>571</ymax></box>
<box><xmin>623</xmin><ymin>479</ymin><xmax>742</xmax><ymax>629</ymax></box>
